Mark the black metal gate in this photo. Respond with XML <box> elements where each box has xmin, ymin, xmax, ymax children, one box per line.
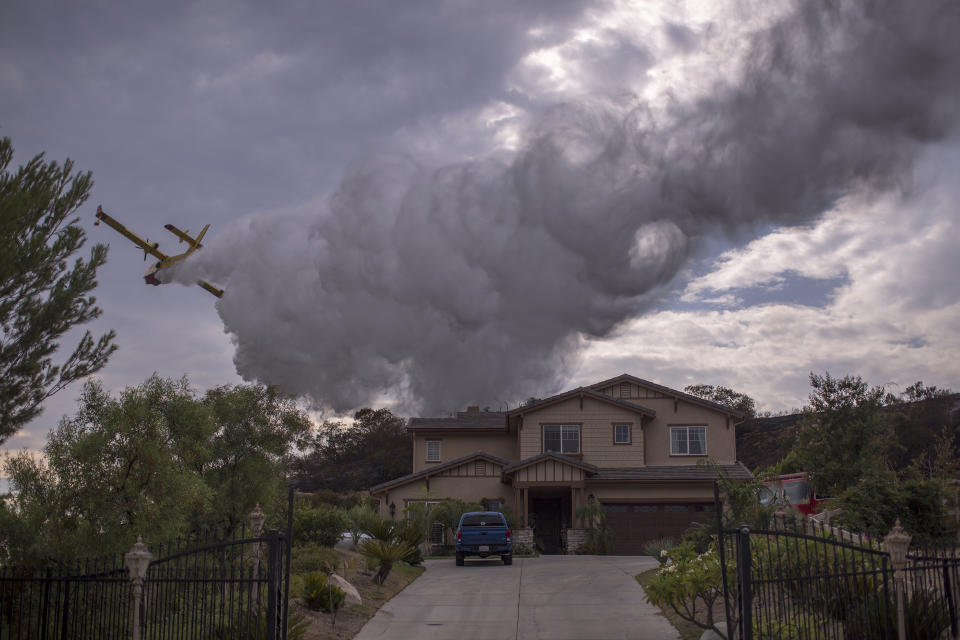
<box><xmin>141</xmin><ymin>527</ymin><xmax>290</xmax><ymax>640</ymax></box>
<box><xmin>1</xmin><ymin>488</ymin><xmax>295</xmax><ymax>640</ymax></box>
<box><xmin>719</xmin><ymin>522</ymin><xmax>960</xmax><ymax>640</ymax></box>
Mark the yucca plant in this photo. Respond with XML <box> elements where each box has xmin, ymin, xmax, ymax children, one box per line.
<box><xmin>358</xmin><ymin>538</ymin><xmax>415</xmax><ymax>584</ymax></box>
<box><xmin>363</xmin><ymin>515</ymin><xmax>396</xmax><ymax>542</ymax></box>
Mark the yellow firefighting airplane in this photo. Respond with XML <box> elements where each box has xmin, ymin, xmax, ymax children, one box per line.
<box><xmin>94</xmin><ymin>205</ymin><xmax>224</xmax><ymax>298</ymax></box>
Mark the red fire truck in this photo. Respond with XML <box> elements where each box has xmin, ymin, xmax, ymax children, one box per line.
<box><xmin>760</xmin><ymin>472</ymin><xmax>831</xmax><ymax>516</ymax></box>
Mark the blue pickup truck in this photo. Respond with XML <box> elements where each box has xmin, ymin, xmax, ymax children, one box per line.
<box><xmin>455</xmin><ymin>511</ymin><xmax>512</xmax><ymax>565</ymax></box>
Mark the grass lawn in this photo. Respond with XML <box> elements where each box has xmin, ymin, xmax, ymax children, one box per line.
<box><xmin>292</xmin><ymin>548</ymin><xmax>425</xmax><ymax>640</ymax></box>
<box><xmin>636</xmin><ymin>566</ymin><xmax>727</xmax><ymax>640</ymax></box>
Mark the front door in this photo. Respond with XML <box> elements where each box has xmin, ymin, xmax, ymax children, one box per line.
<box><xmin>531</xmin><ymin>497</ymin><xmax>563</xmax><ymax>554</ymax></box>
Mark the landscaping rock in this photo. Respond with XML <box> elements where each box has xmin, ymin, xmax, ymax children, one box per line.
<box><xmin>330</xmin><ymin>573</ymin><xmax>362</xmax><ymax>606</ymax></box>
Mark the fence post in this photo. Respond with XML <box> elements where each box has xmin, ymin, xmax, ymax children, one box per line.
<box><xmin>714</xmin><ymin>482</ymin><xmax>734</xmax><ymax>637</ymax></box>
<box><xmin>248</xmin><ymin>503</ymin><xmax>266</xmax><ymax>607</ymax></box>
<box><xmin>883</xmin><ymin>519</ymin><xmax>911</xmax><ymax>640</ymax></box>
<box><xmin>40</xmin><ymin>566</ymin><xmax>51</xmax><ymax>639</ymax></box>
<box><xmin>737</xmin><ymin>526</ymin><xmax>752</xmax><ymax>640</ymax></box>
<box><xmin>944</xmin><ymin>563</ymin><xmax>958</xmax><ymax>640</ymax></box>
<box><xmin>773</xmin><ymin>506</ymin><xmax>788</xmax><ymax>532</ymax></box>
<box><xmin>125</xmin><ymin>537</ymin><xmax>152</xmax><ymax>640</ymax></box>
<box><xmin>266</xmin><ymin>529</ymin><xmax>280</xmax><ymax>640</ymax></box>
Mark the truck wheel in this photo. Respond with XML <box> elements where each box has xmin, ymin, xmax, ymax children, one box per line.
<box><xmin>455</xmin><ymin>552</ymin><xmax>464</xmax><ymax>566</ymax></box>
<box><xmin>502</xmin><ymin>553</ymin><xmax>512</xmax><ymax>565</ymax></box>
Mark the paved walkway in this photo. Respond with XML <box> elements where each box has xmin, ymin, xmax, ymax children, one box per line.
<box><xmin>354</xmin><ymin>555</ymin><xmax>681</xmax><ymax>640</ymax></box>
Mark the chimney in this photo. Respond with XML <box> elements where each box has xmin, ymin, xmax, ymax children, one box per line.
<box><xmin>467</xmin><ymin>406</ymin><xmax>480</xmax><ymax>413</ymax></box>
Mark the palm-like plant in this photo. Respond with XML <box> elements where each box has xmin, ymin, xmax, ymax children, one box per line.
<box><xmin>575</xmin><ymin>501</ymin><xmax>615</xmax><ymax>554</ymax></box>
<box><xmin>433</xmin><ymin>498</ymin><xmax>484</xmax><ymax>543</ymax></box>
<box><xmin>358</xmin><ymin>538</ymin><xmax>415</xmax><ymax>584</ymax></box>
<box><xmin>362</xmin><ymin>514</ymin><xmax>396</xmax><ymax>542</ymax></box>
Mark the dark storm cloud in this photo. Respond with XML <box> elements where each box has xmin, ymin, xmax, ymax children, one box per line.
<box><xmin>173</xmin><ymin>0</ymin><xmax>960</xmax><ymax>415</ymax></box>
<box><xmin>1</xmin><ymin>0</ymin><xmax>590</xmax><ymax>220</ymax></box>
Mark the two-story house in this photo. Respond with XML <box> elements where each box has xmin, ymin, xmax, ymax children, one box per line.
<box><xmin>370</xmin><ymin>374</ymin><xmax>752</xmax><ymax>554</ymax></box>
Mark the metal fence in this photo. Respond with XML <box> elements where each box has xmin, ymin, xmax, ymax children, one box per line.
<box><xmin>0</xmin><ymin>500</ymin><xmax>293</xmax><ymax>640</ymax></box>
<box><xmin>0</xmin><ymin>556</ymin><xmax>133</xmax><ymax>639</ymax></box>
<box><xmin>719</xmin><ymin>518</ymin><xmax>960</xmax><ymax>640</ymax></box>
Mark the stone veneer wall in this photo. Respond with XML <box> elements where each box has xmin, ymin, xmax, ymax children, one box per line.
<box><xmin>514</xmin><ymin>527</ymin><xmax>534</xmax><ymax>549</ymax></box>
<box><xmin>565</xmin><ymin>528</ymin><xmax>587</xmax><ymax>553</ymax></box>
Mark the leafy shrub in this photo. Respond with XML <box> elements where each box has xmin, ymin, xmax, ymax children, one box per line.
<box><xmin>643</xmin><ymin>541</ymin><xmax>730</xmax><ymax>637</ymax></box>
<box><xmin>293</xmin><ymin>500</ymin><xmax>348</xmax><ymax>547</ymax></box>
<box><xmin>833</xmin><ymin>469</ymin><xmax>948</xmax><ymax>540</ymax></box>
<box><xmin>755</xmin><ymin>614</ymin><xmax>822</xmax><ymax>640</ymax></box>
<box><xmin>642</xmin><ymin>537</ymin><xmax>676</xmax><ymax>564</ymax></box>
<box><xmin>346</xmin><ymin>504</ymin><xmax>378</xmax><ymax>549</ymax></box>
<box><xmin>302</xmin><ymin>572</ymin><xmax>346</xmax><ymax>613</ymax></box>
<box><xmin>290</xmin><ymin>543</ymin><xmax>340</xmax><ymax>576</ymax></box>
<box><xmin>511</xmin><ymin>543</ymin><xmax>536</xmax><ymax>556</ymax></box>
<box><xmin>574</xmin><ymin>501</ymin><xmax>615</xmax><ymax>554</ymax></box>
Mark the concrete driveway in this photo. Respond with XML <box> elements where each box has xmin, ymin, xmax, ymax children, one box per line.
<box><xmin>354</xmin><ymin>555</ymin><xmax>681</xmax><ymax>640</ymax></box>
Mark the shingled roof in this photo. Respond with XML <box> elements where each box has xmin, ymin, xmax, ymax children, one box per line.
<box><xmin>502</xmin><ymin>452</ymin><xmax>598</xmax><ymax>474</ymax></box>
<box><xmin>408</xmin><ymin>411</ymin><xmax>506</xmax><ymax>432</ymax></box>
<box><xmin>588</xmin><ymin>462</ymin><xmax>753</xmax><ymax>482</ymax></box>
<box><xmin>589</xmin><ymin>374</ymin><xmax>747</xmax><ymax>418</ymax></box>
<box><xmin>507</xmin><ymin>387</ymin><xmax>656</xmax><ymax>418</ymax></box>
<box><xmin>369</xmin><ymin>451</ymin><xmax>511</xmax><ymax>492</ymax></box>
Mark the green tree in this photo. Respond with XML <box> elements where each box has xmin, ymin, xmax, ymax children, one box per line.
<box><xmin>0</xmin><ymin>136</ymin><xmax>116</xmax><ymax>443</ymax></box>
<box><xmin>295</xmin><ymin>408</ymin><xmax>411</xmax><ymax>491</ymax></box>
<box><xmin>793</xmin><ymin>373</ymin><xmax>893</xmax><ymax>496</ymax></box>
<box><xmin>684</xmin><ymin>384</ymin><xmax>756</xmax><ymax>418</ymax></box>
<box><xmin>0</xmin><ymin>374</ymin><xmax>311</xmax><ymax>564</ymax></box>
<box><xmin>199</xmin><ymin>384</ymin><xmax>311</xmax><ymax>534</ymax></box>
<box><xmin>0</xmin><ymin>376</ymin><xmax>212</xmax><ymax>563</ymax></box>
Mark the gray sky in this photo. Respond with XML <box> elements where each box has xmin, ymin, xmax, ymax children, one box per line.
<box><xmin>3</xmin><ymin>0</ymin><xmax>960</xmax><ymax>453</ymax></box>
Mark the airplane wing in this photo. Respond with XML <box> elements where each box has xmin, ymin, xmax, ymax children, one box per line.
<box><xmin>164</xmin><ymin>223</ymin><xmax>206</xmax><ymax>247</ymax></box>
<box><xmin>95</xmin><ymin>206</ymin><xmax>169</xmax><ymax>261</ymax></box>
<box><xmin>198</xmin><ymin>280</ymin><xmax>224</xmax><ymax>298</ymax></box>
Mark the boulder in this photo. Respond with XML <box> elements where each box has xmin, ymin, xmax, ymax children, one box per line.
<box><xmin>329</xmin><ymin>573</ymin><xmax>362</xmax><ymax>606</ymax></box>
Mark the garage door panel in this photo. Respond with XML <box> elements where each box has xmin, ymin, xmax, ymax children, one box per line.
<box><xmin>603</xmin><ymin>503</ymin><xmax>714</xmax><ymax>555</ymax></box>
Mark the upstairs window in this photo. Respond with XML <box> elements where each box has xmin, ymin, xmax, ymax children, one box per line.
<box><xmin>426</xmin><ymin>439</ymin><xmax>441</xmax><ymax>462</ymax></box>
<box><xmin>670</xmin><ymin>426</ymin><xmax>707</xmax><ymax>455</ymax></box>
<box><xmin>614</xmin><ymin>423</ymin><xmax>631</xmax><ymax>444</ymax></box>
<box><xmin>543</xmin><ymin>424</ymin><xmax>580</xmax><ymax>455</ymax></box>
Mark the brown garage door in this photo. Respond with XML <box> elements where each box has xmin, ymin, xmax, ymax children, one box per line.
<box><xmin>603</xmin><ymin>503</ymin><xmax>715</xmax><ymax>555</ymax></box>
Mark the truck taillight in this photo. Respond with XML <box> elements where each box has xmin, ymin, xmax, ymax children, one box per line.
<box><xmin>456</xmin><ymin>529</ymin><xmax>462</xmax><ymax>542</ymax></box>
<box><xmin>506</xmin><ymin>529</ymin><xmax>511</xmax><ymax>541</ymax></box>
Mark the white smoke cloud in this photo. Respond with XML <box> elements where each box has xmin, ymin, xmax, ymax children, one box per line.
<box><xmin>174</xmin><ymin>0</ymin><xmax>960</xmax><ymax>414</ymax></box>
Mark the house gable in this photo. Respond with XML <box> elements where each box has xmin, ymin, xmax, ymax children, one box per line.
<box><xmin>590</xmin><ymin>374</ymin><xmax>745</xmax><ymax>418</ymax></box>
<box><xmin>515</xmin><ymin>395</ymin><xmax>650</xmax><ymax>467</ymax></box>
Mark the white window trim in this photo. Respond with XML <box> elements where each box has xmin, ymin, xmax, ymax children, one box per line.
<box><xmin>425</xmin><ymin>439</ymin><xmax>441</xmax><ymax>462</ymax></box>
<box><xmin>543</xmin><ymin>424</ymin><xmax>581</xmax><ymax>455</ymax></box>
<box><xmin>670</xmin><ymin>426</ymin><xmax>707</xmax><ymax>456</ymax></box>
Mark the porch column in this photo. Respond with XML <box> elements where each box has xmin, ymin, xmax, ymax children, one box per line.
<box><xmin>523</xmin><ymin>488</ymin><xmax>529</xmax><ymax>528</ymax></box>
<box><xmin>571</xmin><ymin>486</ymin><xmax>578</xmax><ymax>528</ymax></box>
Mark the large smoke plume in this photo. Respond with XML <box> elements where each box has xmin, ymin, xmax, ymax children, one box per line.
<box><xmin>176</xmin><ymin>0</ymin><xmax>960</xmax><ymax>414</ymax></box>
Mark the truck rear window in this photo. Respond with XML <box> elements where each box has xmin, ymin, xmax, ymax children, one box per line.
<box><xmin>461</xmin><ymin>515</ymin><xmax>504</xmax><ymax>527</ymax></box>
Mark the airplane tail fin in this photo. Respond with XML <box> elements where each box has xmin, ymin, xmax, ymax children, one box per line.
<box><xmin>192</xmin><ymin>224</ymin><xmax>210</xmax><ymax>246</ymax></box>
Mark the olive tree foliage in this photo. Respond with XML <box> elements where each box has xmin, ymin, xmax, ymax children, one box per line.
<box><xmin>683</xmin><ymin>384</ymin><xmax>756</xmax><ymax>418</ymax></box>
<box><xmin>793</xmin><ymin>373</ymin><xmax>892</xmax><ymax>496</ymax></box>
<box><xmin>0</xmin><ymin>137</ymin><xmax>116</xmax><ymax>442</ymax></box>
<box><xmin>0</xmin><ymin>375</ymin><xmax>311</xmax><ymax>564</ymax></box>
